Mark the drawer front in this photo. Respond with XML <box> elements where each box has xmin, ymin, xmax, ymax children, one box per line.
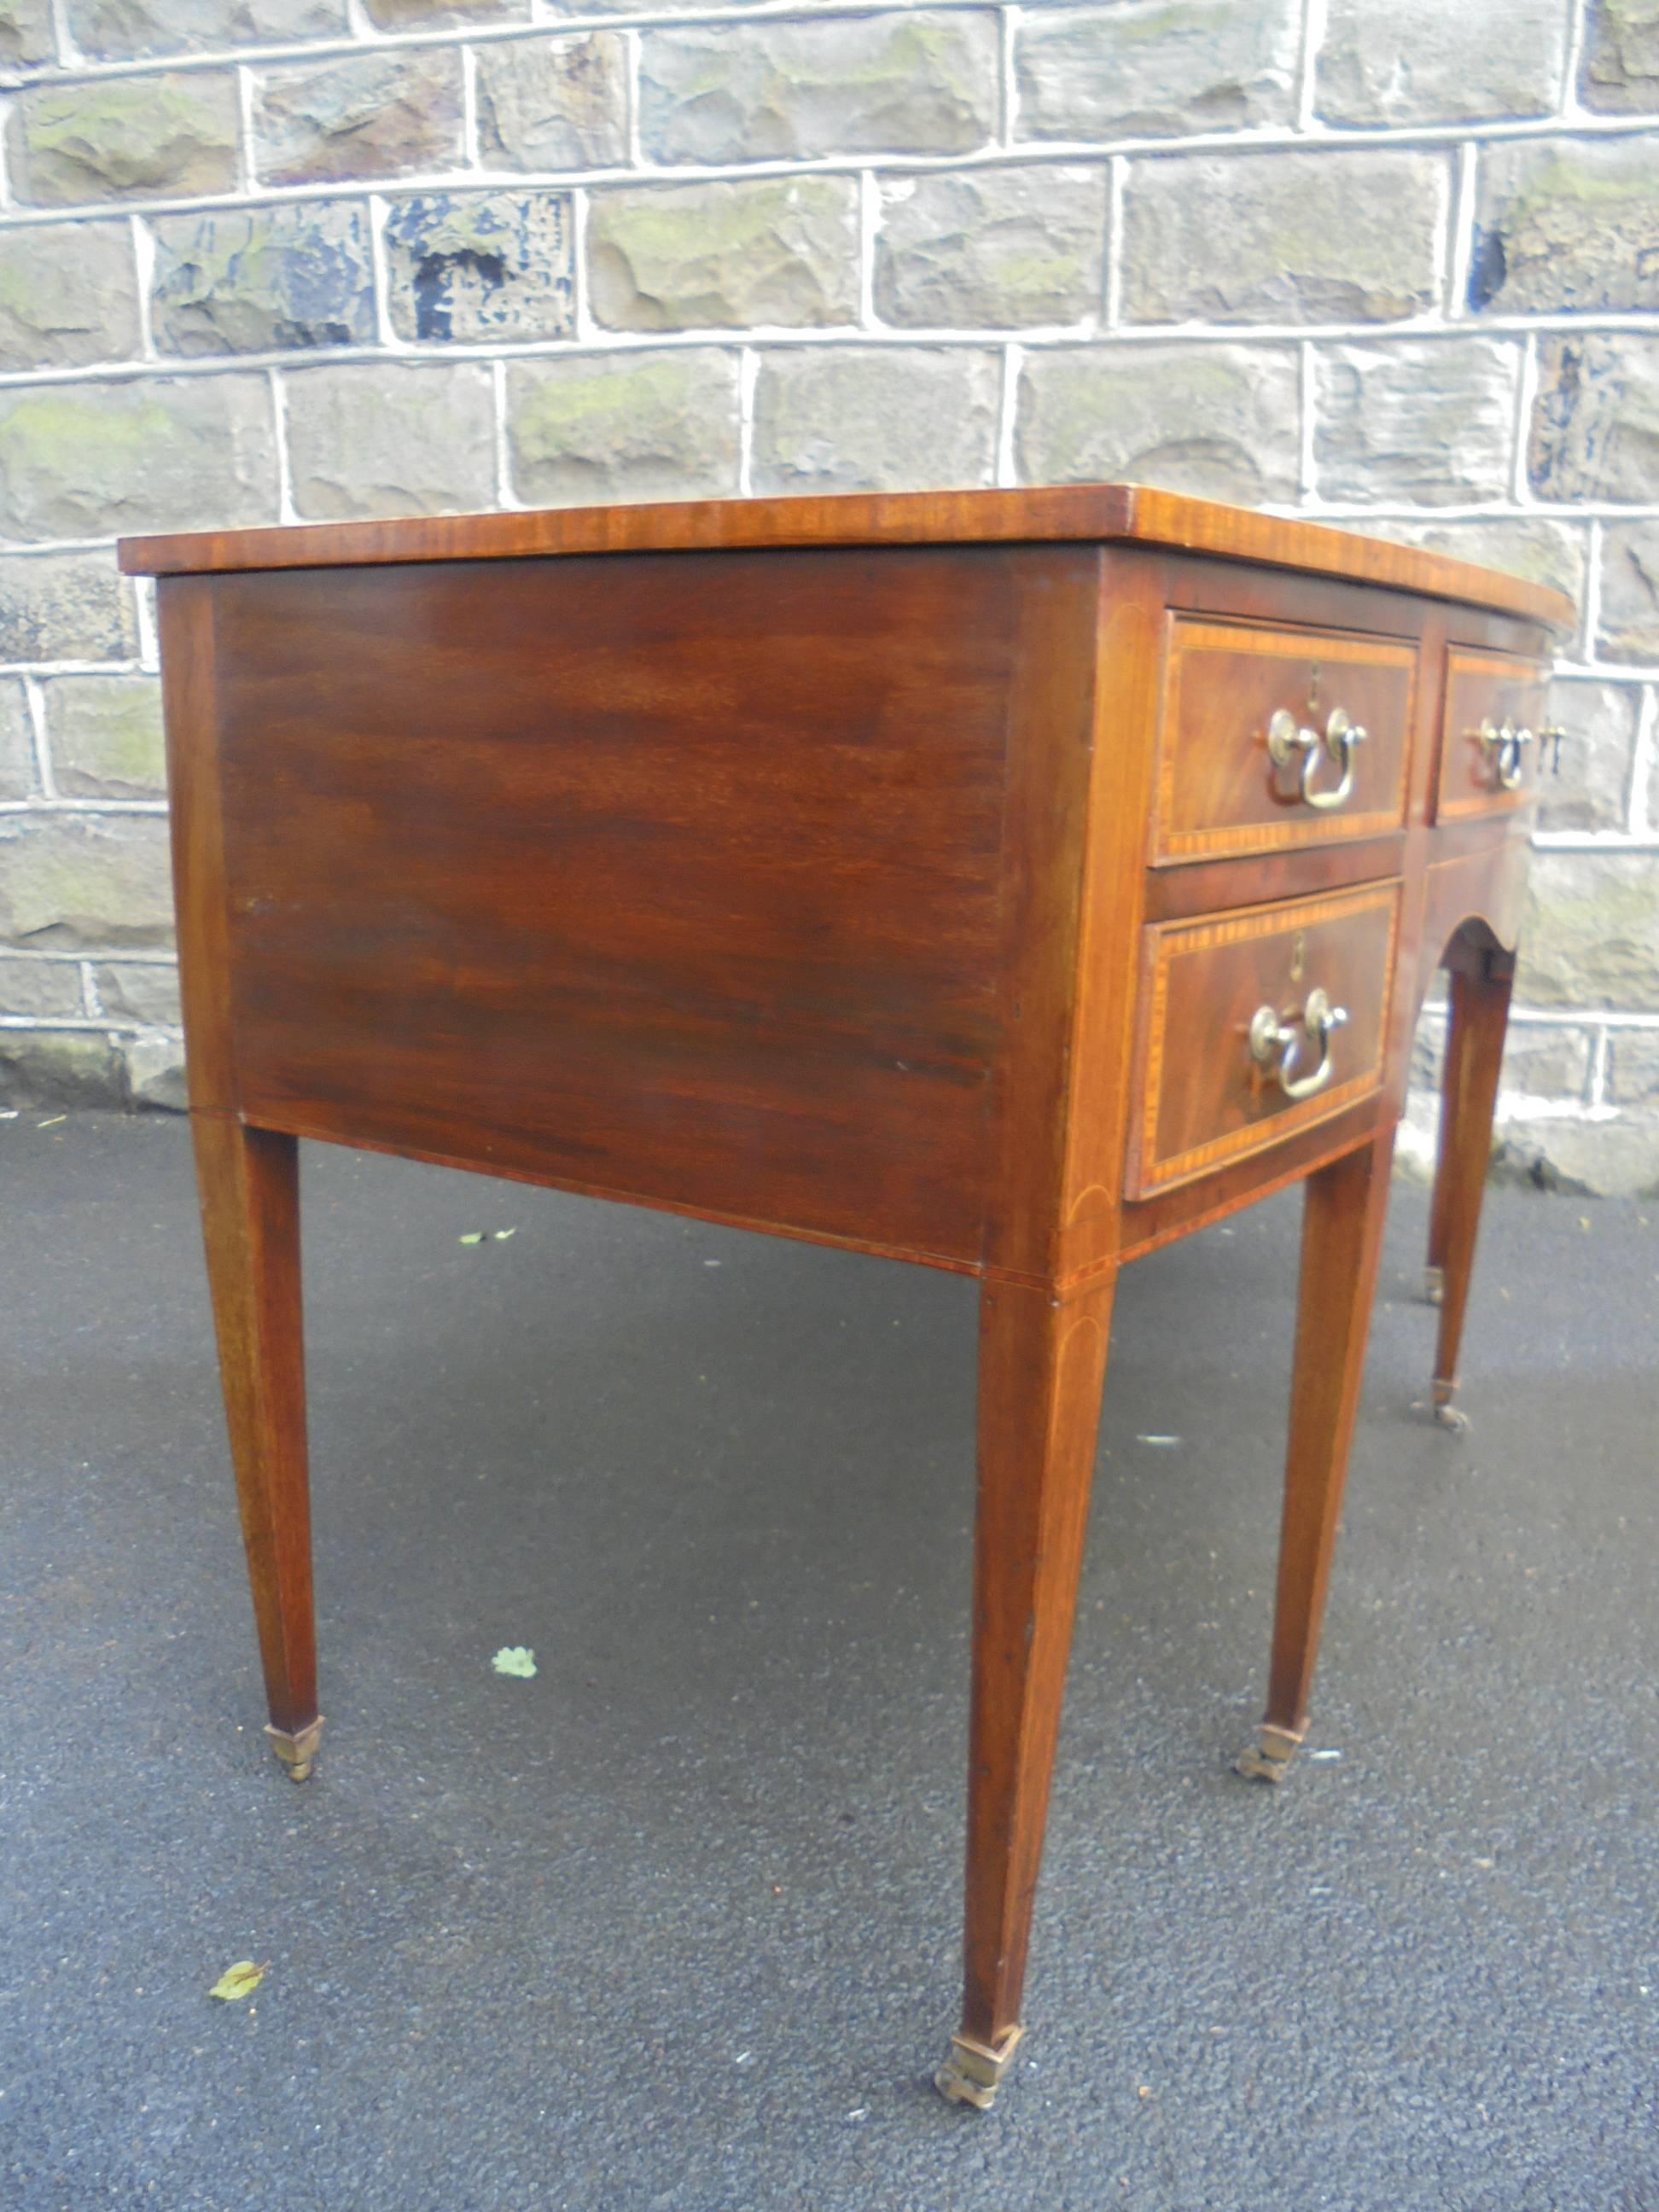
<box><xmin>1155</xmin><ymin>617</ymin><xmax>1416</xmax><ymax>863</ymax></box>
<box><xmin>1437</xmin><ymin>648</ymin><xmax>1551</xmax><ymax>820</ymax></box>
<box><xmin>1126</xmin><ymin>882</ymin><xmax>1400</xmax><ymax>1196</ymax></box>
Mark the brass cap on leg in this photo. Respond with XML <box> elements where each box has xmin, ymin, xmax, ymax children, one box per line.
<box><xmin>265</xmin><ymin>1716</ymin><xmax>324</xmax><ymax>1783</ymax></box>
<box><xmin>1234</xmin><ymin>1721</ymin><xmax>1304</xmax><ymax>1784</ymax></box>
<box><xmin>934</xmin><ymin>2024</ymin><xmax>1024</xmax><ymax>2111</ymax></box>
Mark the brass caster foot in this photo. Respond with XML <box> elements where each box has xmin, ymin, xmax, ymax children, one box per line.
<box><xmin>934</xmin><ymin>2026</ymin><xmax>1023</xmax><ymax>2112</ymax></box>
<box><xmin>265</xmin><ymin>1716</ymin><xmax>324</xmax><ymax>1783</ymax></box>
<box><xmin>1431</xmin><ymin>1380</ymin><xmax>1469</xmax><ymax>1434</ymax></box>
<box><xmin>1234</xmin><ymin>1722</ymin><xmax>1303</xmax><ymax>1784</ymax></box>
<box><xmin>1423</xmin><ymin>1264</ymin><xmax>1444</xmax><ymax>1306</ymax></box>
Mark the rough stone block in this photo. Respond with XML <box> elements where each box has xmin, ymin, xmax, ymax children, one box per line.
<box><xmin>0</xmin><ymin>554</ymin><xmax>137</xmax><ymax>662</ymax></box>
<box><xmin>751</xmin><ymin>346</ymin><xmax>998</xmax><ymax>495</ymax></box>
<box><xmin>1490</xmin><ymin>1110</ymin><xmax>1659</xmax><ymax>1198</ymax></box>
<box><xmin>254</xmin><ymin>50</ymin><xmax>463</xmax><ymax>187</ymax></box>
<box><xmin>1471</xmin><ymin>138</ymin><xmax>1659</xmax><ymax>315</ymax></box>
<box><xmin>0</xmin><ymin>678</ymin><xmax>34</xmax><ymax>800</ymax></box>
<box><xmin>0</xmin><ymin>375</ymin><xmax>276</xmax><ymax>541</ymax></box>
<box><xmin>0</xmin><ymin>956</ymin><xmax>84</xmax><ymax>1019</ymax></box>
<box><xmin>0</xmin><ymin>220</ymin><xmax>139</xmax><ymax>372</ymax></box>
<box><xmin>474</xmin><ymin>32</ymin><xmax>627</xmax><ymax>169</ymax></box>
<box><xmin>1606</xmin><ymin>1030</ymin><xmax>1659</xmax><ymax>1106</ymax></box>
<box><xmin>365</xmin><ymin>0</ymin><xmax>526</xmax><ymax>24</ymax></box>
<box><xmin>508</xmin><ymin>349</ymin><xmax>739</xmax><ymax>507</ymax></box>
<box><xmin>65</xmin><ymin>0</ymin><xmax>347</xmax><ymax>58</ymax></box>
<box><xmin>1530</xmin><ymin>334</ymin><xmax>1659</xmax><ymax>504</ymax></box>
<box><xmin>640</xmin><ymin>14</ymin><xmax>998</xmax><ymax>164</ymax></box>
<box><xmin>122</xmin><ymin>1029</ymin><xmax>188</xmax><ymax>1109</ymax></box>
<box><xmin>1580</xmin><ymin>0</ymin><xmax>1659</xmax><ymax>112</ymax></box>
<box><xmin>0</xmin><ymin>0</ymin><xmax>55</xmax><ymax>70</ymax></box>
<box><xmin>1313</xmin><ymin>339</ymin><xmax>1520</xmax><ymax>506</ymax></box>
<box><xmin>150</xmin><ymin>202</ymin><xmax>375</xmax><ymax>358</ymax></box>
<box><xmin>875</xmin><ymin>167</ymin><xmax>1106</xmax><ymax>329</ymax></box>
<box><xmin>1518</xmin><ymin>852</ymin><xmax>1659</xmax><ymax>1012</ymax></box>
<box><xmin>1316</xmin><ymin>0</ymin><xmax>1566</xmax><ymax>125</ymax></box>
<box><xmin>0</xmin><ymin>815</ymin><xmax>174</xmax><ymax>952</ymax></box>
<box><xmin>1121</xmin><ymin>150</ymin><xmax>1445</xmax><ymax>325</ymax></box>
<box><xmin>1017</xmin><ymin>343</ymin><xmax>1301</xmax><ymax>505</ymax></box>
<box><xmin>1598</xmin><ymin>521</ymin><xmax>1659</xmax><ymax>661</ymax></box>
<box><xmin>589</xmin><ymin>178</ymin><xmax>859</xmax><ymax>332</ymax></box>
<box><xmin>12</xmin><ymin>74</ymin><xmax>239</xmax><ymax>206</ymax></box>
<box><xmin>283</xmin><ymin>361</ymin><xmax>495</xmax><ymax>521</ymax></box>
<box><xmin>1363</xmin><ymin>516</ymin><xmax>1587</xmax><ymax>608</ymax></box>
<box><xmin>384</xmin><ymin>191</ymin><xmax>573</xmax><ymax>345</ymax></box>
<box><xmin>93</xmin><ymin>959</ymin><xmax>182</xmax><ymax>1026</ymax></box>
<box><xmin>0</xmin><ymin>1031</ymin><xmax>127</xmax><ymax>1109</ymax></box>
<box><xmin>1015</xmin><ymin>0</ymin><xmax>1300</xmax><ymax>140</ymax></box>
<box><xmin>1499</xmin><ymin>1024</ymin><xmax>1594</xmax><ymax>1102</ymax></box>
<box><xmin>1535</xmin><ymin>679</ymin><xmax>1640</xmax><ymax>834</ymax></box>
<box><xmin>44</xmin><ymin>674</ymin><xmax>166</xmax><ymax>798</ymax></box>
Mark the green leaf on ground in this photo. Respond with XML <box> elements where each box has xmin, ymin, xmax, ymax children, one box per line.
<box><xmin>457</xmin><ymin>1231</ymin><xmax>485</xmax><ymax>1245</ymax></box>
<box><xmin>492</xmin><ymin>1645</ymin><xmax>537</xmax><ymax>1679</ymax></box>
<box><xmin>208</xmin><ymin>1959</ymin><xmax>266</xmax><ymax>2001</ymax></box>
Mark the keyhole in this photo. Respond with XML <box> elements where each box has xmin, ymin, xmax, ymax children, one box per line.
<box><xmin>1289</xmin><ymin>929</ymin><xmax>1307</xmax><ymax>983</ymax></box>
<box><xmin>1306</xmin><ymin>662</ymin><xmax>1322</xmax><ymax>713</ymax></box>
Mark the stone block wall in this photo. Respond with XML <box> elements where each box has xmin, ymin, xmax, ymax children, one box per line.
<box><xmin>1</xmin><ymin>0</ymin><xmax>1656</xmax><ymax>1190</ymax></box>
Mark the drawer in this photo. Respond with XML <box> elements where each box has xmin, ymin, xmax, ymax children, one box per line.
<box><xmin>1436</xmin><ymin>648</ymin><xmax>1551</xmax><ymax>821</ymax></box>
<box><xmin>1126</xmin><ymin>881</ymin><xmax>1400</xmax><ymax>1197</ymax></box>
<box><xmin>1155</xmin><ymin>616</ymin><xmax>1416</xmax><ymax>864</ymax></box>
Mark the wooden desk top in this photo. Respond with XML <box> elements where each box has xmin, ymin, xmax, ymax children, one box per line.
<box><xmin>120</xmin><ymin>483</ymin><xmax>1576</xmax><ymax>636</ymax></box>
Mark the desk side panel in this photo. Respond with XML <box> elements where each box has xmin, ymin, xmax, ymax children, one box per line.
<box><xmin>200</xmin><ymin>548</ymin><xmax>1027</xmax><ymax>1262</ymax></box>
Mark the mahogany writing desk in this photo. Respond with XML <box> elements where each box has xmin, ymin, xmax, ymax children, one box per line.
<box><xmin>121</xmin><ymin>487</ymin><xmax>1574</xmax><ymax>2110</ymax></box>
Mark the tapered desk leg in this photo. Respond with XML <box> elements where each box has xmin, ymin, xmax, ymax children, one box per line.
<box><xmin>192</xmin><ymin>1115</ymin><xmax>322</xmax><ymax>1781</ymax></box>
<box><xmin>1236</xmin><ymin>1130</ymin><xmax>1393</xmax><ymax>1786</ymax></box>
<box><xmin>936</xmin><ymin>1271</ymin><xmax>1115</xmax><ymax>2111</ymax></box>
<box><xmin>1427</xmin><ymin>958</ymin><xmax>1514</xmax><ymax>1433</ymax></box>
<box><xmin>1423</xmin><ymin>1007</ymin><xmax>1457</xmax><ymax>1308</ymax></box>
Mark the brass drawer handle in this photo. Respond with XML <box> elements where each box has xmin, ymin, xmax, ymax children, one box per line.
<box><xmin>1248</xmin><ymin>987</ymin><xmax>1348</xmax><ymax>1102</ymax></box>
<box><xmin>1266</xmin><ymin>706</ymin><xmax>1368</xmax><ymax>811</ymax></box>
<box><xmin>1471</xmin><ymin>717</ymin><xmax>1534</xmax><ymax>789</ymax></box>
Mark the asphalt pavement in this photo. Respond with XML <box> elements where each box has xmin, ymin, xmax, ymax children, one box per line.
<box><xmin>1</xmin><ymin>1112</ymin><xmax>1653</xmax><ymax>2212</ymax></box>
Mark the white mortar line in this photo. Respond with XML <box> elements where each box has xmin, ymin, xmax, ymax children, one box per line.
<box><xmin>1444</xmin><ymin>143</ymin><xmax>1476</xmax><ymax>319</ymax></box>
<box><xmin>857</xmin><ymin>170</ymin><xmax>877</xmax><ymax>329</ymax></box>
<box><xmin>20</xmin><ymin>674</ymin><xmax>54</xmax><ymax>798</ymax></box>
<box><xmin>47</xmin><ymin>0</ymin><xmax>79</xmax><ymax>67</ymax></box>
<box><xmin>1559</xmin><ymin>0</ymin><xmax>1590</xmax><ymax>117</ymax></box>
<box><xmin>626</xmin><ymin>28</ymin><xmax>645</xmax><ymax>169</ymax></box>
<box><xmin>268</xmin><ymin>367</ymin><xmax>297</xmax><ymax>524</ymax></box>
<box><xmin>1580</xmin><ymin>515</ymin><xmax>1605</xmax><ymax>665</ymax></box>
<box><xmin>572</xmin><ymin>187</ymin><xmax>597</xmax><ymax>342</ymax></box>
<box><xmin>0</xmin><ymin>796</ymin><xmax>169</xmax><ymax>814</ymax></box>
<box><xmin>1532</xmin><ymin>830</ymin><xmax>1659</xmax><ymax>851</ymax></box>
<box><xmin>14</xmin><ymin>296</ymin><xmax>1659</xmax><ymax>395</ymax></box>
<box><xmin>1627</xmin><ymin>685</ymin><xmax>1657</xmax><ymax>836</ymax></box>
<box><xmin>131</xmin><ymin>579</ymin><xmax>158</xmax><ymax>673</ymax></box>
<box><xmin>461</xmin><ymin>44</ymin><xmax>482</xmax><ymax>171</ymax></box>
<box><xmin>1298</xmin><ymin>341</ymin><xmax>1317</xmax><ymax>502</ymax></box>
<box><xmin>491</xmin><ymin>356</ymin><xmax>515</xmax><ymax>508</ymax></box>
<box><xmin>995</xmin><ymin>342</ymin><xmax>1020</xmax><ymax>486</ymax></box>
<box><xmin>366</xmin><ymin>193</ymin><xmax>400</xmax><ymax>349</ymax></box>
<box><xmin>1510</xmin><ymin>329</ymin><xmax>1540</xmax><ymax>505</ymax></box>
<box><xmin>236</xmin><ymin>65</ymin><xmax>259</xmax><ymax>196</ymax></box>
<box><xmin>0</xmin><ymin>947</ymin><xmax>177</xmax><ymax>964</ymax></box>
<box><xmin>346</xmin><ymin>0</ymin><xmax>379</xmax><ymax>38</ymax></box>
<box><xmin>1295</xmin><ymin>0</ymin><xmax>1328</xmax><ymax>131</ymax></box>
<box><xmin>1103</xmin><ymin>154</ymin><xmax>1126</xmax><ymax>329</ymax></box>
<box><xmin>0</xmin><ymin>657</ymin><xmax>148</xmax><ymax>675</ymax></box>
<box><xmin>0</xmin><ymin>1012</ymin><xmax>164</xmax><ymax>1033</ymax></box>
<box><xmin>998</xmin><ymin>6</ymin><xmax>1018</xmax><ymax>148</ymax></box>
<box><xmin>1587</xmin><ymin>1027</ymin><xmax>1610</xmax><ymax>1107</ymax></box>
<box><xmin>128</xmin><ymin>213</ymin><xmax>158</xmax><ymax>361</ymax></box>
<box><xmin>79</xmin><ymin>961</ymin><xmax>102</xmax><ymax>1018</ymax></box>
<box><xmin>737</xmin><ymin>345</ymin><xmax>758</xmax><ymax>497</ymax></box>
